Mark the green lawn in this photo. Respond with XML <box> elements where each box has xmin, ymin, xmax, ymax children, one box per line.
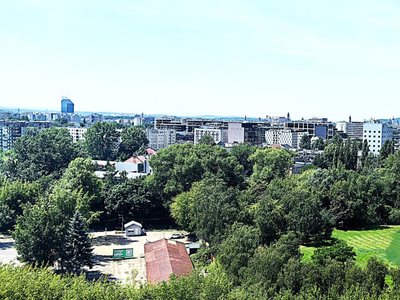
<box><xmin>301</xmin><ymin>225</ymin><xmax>400</xmax><ymax>268</ymax></box>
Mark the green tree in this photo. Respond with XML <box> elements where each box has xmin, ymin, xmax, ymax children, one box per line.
<box><xmin>229</xmin><ymin>143</ymin><xmax>258</xmax><ymax>177</ymax></box>
<box><xmin>147</xmin><ymin>143</ymin><xmax>244</xmax><ymax>206</ymax></box>
<box><xmin>197</xmin><ymin>135</ymin><xmax>216</xmax><ymax>146</ymax></box>
<box><xmin>58</xmin><ymin>158</ymin><xmax>103</xmax><ymax>207</ymax></box>
<box><xmin>380</xmin><ymin>139</ymin><xmax>394</xmax><ymax>161</ymax></box>
<box><xmin>0</xmin><ymin>178</ymin><xmax>42</xmax><ymax>230</ymax></box>
<box><xmin>64</xmin><ymin>210</ymin><xmax>93</xmax><ymax>273</ymax></box>
<box><xmin>299</xmin><ymin>134</ymin><xmax>311</xmax><ymax>149</ymax></box>
<box><xmin>312</xmin><ymin>239</ymin><xmax>356</xmax><ymax>264</ymax></box>
<box><xmin>53</xmin><ymin>117</ymin><xmax>69</xmax><ymax>127</ymax></box>
<box><xmin>312</xmin><ymin>137</ymin><xmax>326</xmax><ymax>150</ymax></box>
<box><xmin>249</xmin><ymin>148</ymin><xmax>293</xmax><ymax>185</ymax></box>
<box><xmin>1</xmin><ymin>127</ymin><xmax>83</xmax><ymax>181</ymax></box>
<box><xmin>84</xmin><ymin>122</ymin><xmax>120</xmax><ymax>160</ymax></box>
<box><xmin>361</xmin><ymin>139</ymin><xmax>369</xmax><ymax>168</ymax></box>
<box><xmin>118</xmin><ymin>127</ymin><xmax>149</xmax><ymax>160</ymax></box>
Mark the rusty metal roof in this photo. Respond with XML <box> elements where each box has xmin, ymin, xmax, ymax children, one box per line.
<box><xmin>145</xmin><ymin>238</ymin><xmax>193</xmax><ymax>285</ymax></box>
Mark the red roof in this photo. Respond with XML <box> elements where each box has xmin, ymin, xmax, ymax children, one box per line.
<box><xmin>269</xmin><ymin>144</ymin><xmax>283</xmax><ymax>149</ymax></box>
<box><xmin>145</xmin><ymin>239</ymin><xmax>193</xmax><ymax>285</ymax></box>
<box><xmin>146</xmin><ymin>148</ymin><xmax>157</xmax><ymax>155</ymax></box>
<box><xmin>124</xmin><ymin>156</ymin><xmax>144</xmax><ymax>163</ymax></box>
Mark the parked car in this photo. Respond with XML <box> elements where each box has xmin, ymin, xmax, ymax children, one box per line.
<box><xmin>168</xmin><ymin>233</ymin><xmax>184</xmax><ymax>239</ymax></box>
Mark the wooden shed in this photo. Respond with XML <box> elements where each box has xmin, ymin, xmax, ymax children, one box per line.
<box><xmin>124</xmin><ymin>220</ymin><xmax>144</xmax><ymax>236</ymax></box>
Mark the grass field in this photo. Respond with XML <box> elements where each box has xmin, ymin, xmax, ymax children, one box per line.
<box><xmin>301</xmin><ymin>225</ymin><xmax>400</xmax><ymax>268</ymax></box>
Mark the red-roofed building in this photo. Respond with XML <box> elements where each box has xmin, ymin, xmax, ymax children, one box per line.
<box><xmin>145</xmin><ymin>239</ymin><xmax>193</xmax><ymax>285</ymax></box>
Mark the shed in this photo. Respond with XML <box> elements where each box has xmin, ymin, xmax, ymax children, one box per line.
<box><xmin>124</xmin><ymin>220</ymin><xmax>144</xmax><ymax>236</ymax></box>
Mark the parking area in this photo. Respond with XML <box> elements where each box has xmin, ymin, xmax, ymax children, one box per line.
<box><xmin>89</xmin><ymin>230</ymin><xmax>189</xmax><ymax>284</ymax></box>
<box><xmin>0</xmin><ymin>231</ymin><xmax>188</xmax><ymax>285</ymax></box>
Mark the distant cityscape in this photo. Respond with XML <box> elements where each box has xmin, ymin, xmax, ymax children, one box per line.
<box><xmin>0</xmin><ymin>97</ymin><xmax>399</xmax><ymax>163</ymax></box>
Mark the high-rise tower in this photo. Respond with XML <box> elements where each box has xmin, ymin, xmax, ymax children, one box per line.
<box><xmin>61</xmin><ymin>97</ymin><xmax>74</xmax><ymax>114</ymax></box>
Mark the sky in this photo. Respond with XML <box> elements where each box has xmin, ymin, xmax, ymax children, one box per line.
<box><xmin>1</xmin><ymin>0</ymin><xmax>400</xmax><ymax>121</ymax></box>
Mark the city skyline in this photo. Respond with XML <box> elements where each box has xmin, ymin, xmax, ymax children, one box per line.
<box><xmin>1</xmin><ymin>1</ymin><xmax>400</xmax><ymax>121</ymax></box>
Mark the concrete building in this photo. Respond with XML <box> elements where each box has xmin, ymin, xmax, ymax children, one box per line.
<box><xmin>284</xmin><ymin>119</ymin><xmax>334</xmax><ymax>139</ymax></box>
<box><xmin>228</xmin><ymin>122</ymin><xmax>268</xmax><ymax>146</ymax></box>
<box><xmin>194</xmin><ymin>127</ymin><xmax>228</xmax><ymax>144</ymax></box>
<box><xmin>363</xmin><ymin>123</ymin><xmax>393</xmax><ymax>155</ymax></box>
<box><xmin>85</xmin><ymin>113</ymin><xmax>104</xmax><ymax>123</ymax></box>
<box><xmin>67</xmin><ymin>127</ymin><xmax>87</xmax><ymax>143</ymax></box>
<box><xmin>61</xmin><ymin>97</ymin><xmax>74</xmax><ymax>114</ymax></box>
<box><xmin>336</xmin><ymin>121</ymin><xmax>364</xmax><ymax>140</ymax></box>
<box><xmin>0</xmin><ymin>120</ymin><xmax>52</xmax><ymax>150</ymax></box>
<box><xmin>146</xmin><ymin>129</ymin><xmax>176</xmax><ymax>150</ymax></box>
<box><xmin>265</xmin><ymin>129</ymin><xmax>308</xmax><ymax>149</ymax></box>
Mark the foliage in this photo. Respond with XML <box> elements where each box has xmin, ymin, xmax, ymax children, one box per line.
<box><xmin>147</xmin><ymin>143</ymin><xmax>245</xmax><ymax>206</ymax></box>
<box><xmin>0</xmin><ymin>178</ymin><xmax>42</xmax><ymax>230</ymax></box>
<box><xmin>299</xmin><ymin>134</ymin><xmax>311</xmax><ymax>149</ymax></box>
<box><xmin>312</xmin><ymin>137</ymin><xmax>326</xmax><ymax>150</ymax></box>
<box><xmin>84</xmin><ymin>122</ymin><xmax>120</xmax><ymax>160</ymax></box>
<box><xmin>64</xmin><ymin>210</ymin><xmax>93</xmax><ymax>273</ymax></box>
<box><xmin>103</xmin><ymin>175</ymin><xmax>159</xmax><ymax>221</ymax></box>
<box><xmin>197</xmin><ymin>135</ymin><xmax>216</xmax><ymax>146</ymax></box>
<box><xmin>249</xmin><ymin>148</ymin><xmax>293</xmax><ymax>185</ymax></box>
<box><xmin>118</xmin><ymin>127</ymin><xmax>149</xmax><ymax>160</ymax></box>
<box><xmin>229</xmin><ymin>143</ymin><xmax>258</xmax><ymax>177</ymax></box>
<box><xmin>1</xmin><ymin>127</ymin><xmax>83</xmax><ymax>181</ymax></box>
<box><xmin>312</xmin><ymin>239</ymin><xmax>356</xmax><ymax>264</ymax></box>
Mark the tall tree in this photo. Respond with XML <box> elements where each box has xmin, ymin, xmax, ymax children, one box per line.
<box><xmin>361</xmin><ymin>140</ymin><xmax>369</xmax><ymax>168</ymax></box>
<box><xmin>64</xmin><ymin>210</ymin><xmax>93</xmax><ymax>273</ymax></box>
<box><xmin>84</xmin><ymin>122</ymin><xmax>120</xmax><ymax>160</ymax></box>
<box><xmin>299</xmin><ymin>134</ymin><xmax>311</xmax><ymax>149</ymax></box>
<box><xmin>380</xmin><ymin>139</ymin><xmax>394</xmax><ymax>161</ymax></box>
<box><xmin>1</xmin><ymin>127</ymin><xmax>83</xmax><ymax>181</ymax></box>
<box><xmin>249</xmin><ymin>148</ymin><xmax>293</xmax><ymax>185</ymax></box>
<box><xmin>118</xmin><ymin>127</ymin><xmax>149</xmax><ymax>160</ymax></box>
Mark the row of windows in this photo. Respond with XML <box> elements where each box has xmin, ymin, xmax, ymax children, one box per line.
<box><xmin>364</xmin><ymin>130</ymin><xmax>382</xmax><ymax>133</ymax></box>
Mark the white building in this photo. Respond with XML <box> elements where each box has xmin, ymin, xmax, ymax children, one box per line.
<box><xmin>228</xmin><ymin>122</ymin><xmax>244</xmax><ymax>144</ymax></box>
<box><xmin>146</xmin><ymin>129</ymin><xmax>176</xmax><ymax>150</ymax></box>
<box><xmin>363</xmin><ymin>123</ymin><xmax>393</xmax><ymax>155</ymax></box>
<box><xmin>67</xmin><ymin>127</ymin><xmax>88</xmax><ymax>143</ymax></box>
<box><xmin>194</xmin><ymin>127</ymin><xmax>228</xmax><ymax>144</ymax></box>
<box><xmin>124</xmin><ymin>221</ymin><xmax>144</xmax><ymax>236</ymax></box>
<box><xmin>265</xmin><ymin>129</ymin><xmax>308</xmax><ymax>149</ymax></box>
<box><xmin>336</xmin><ymin>121</ymin><xmax>364</xmax><ymax>140</ymax></box>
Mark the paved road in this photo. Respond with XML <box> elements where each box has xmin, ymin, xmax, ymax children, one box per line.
<box><xmin>0</xmin><ymin>234</ymin><xmax>20</xmax><ymax>265</ymax></box>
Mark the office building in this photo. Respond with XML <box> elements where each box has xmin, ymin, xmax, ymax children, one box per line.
<box><xmin>265</xmin><ymin>129</ymin><xmax>308</xmax><ymax>149</ymax></box>
<box><xmin>284</xmin><ymin>119</ymin><xmax>334</xmax><ymax>139</ymax></box>
<box><xmin>363</xmin><ymin>123</ymin><xmax>393</xmax><ymax>155</ymax></box>
<box><xmin>61</xmin><ymin>97</ymin><xmax>74</xmax><ymax>114</ymax></box>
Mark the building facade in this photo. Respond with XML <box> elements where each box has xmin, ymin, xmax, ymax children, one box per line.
<box><xmin>0</xmin><ymin>121</ymin><xmax>52</xmax><ymax>150</ymax></box>
<box><xmin>265</xmin><ymin>129</ymin><xmax>308</xmax><ymax>148</ymax></box>
<box><xmin>61</xmin><ymin>97</ymin><xmax>74</xmax><ymax>114</ymax></box>
<box><xmin>284</xmin><ymin>119</ymin><xmax>334</xmax><ymax>139</ymax></box>
<box><xmin>67</xmin><ymin>127</ymin><xmax>88</xmax><ymax>143</ymax></box>
<box><xmin>194</xmin><ymin>127</ymin><xmax>228</xmax><ymax>144</ymax></box>
<box><xmin>146</xmin><ymin>129</ymin><xmax>176</xmax><ymax>150</ymax></box>
<box><xmin>336</xmin><ymin>121</ymin><xmax>364</xmax><ymax>140</ymax></box>
<box><xmin>363</xmin><ymin>123</ymin><xmax>393</xmax><ymax>155</ymax></box>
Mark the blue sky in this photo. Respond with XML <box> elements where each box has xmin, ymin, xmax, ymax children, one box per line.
<box><xmin>1</xmin><ymin>0</ymin><xmax>399</xmax><ymax>121</ymax></box>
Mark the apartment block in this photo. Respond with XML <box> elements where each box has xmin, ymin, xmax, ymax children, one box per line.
<box><xmin>194</xmin><ymin>127</ymin><xmax>228</xmax><ymax>144</ymax></box>
<box><xmin>146</xmin><ymin>129</ymin><xmax>176</xmax><ymax>150</ymax></box>
<box><xmin>363</xmin><ymin>123</ymin><xmax>393</xmax><ymax>155</ymax></box>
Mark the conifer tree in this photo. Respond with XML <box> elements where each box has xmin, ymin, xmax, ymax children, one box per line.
<box><xmin>64</xmin><ymin>210</ymin><xmax>93</xmax><ymax>273</ymax></box>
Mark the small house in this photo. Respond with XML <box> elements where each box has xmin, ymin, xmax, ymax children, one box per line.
<box><xmin>124</xmin><ymin>221</ymin><xmax>144</xmax><ymax>236</ymax></box>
